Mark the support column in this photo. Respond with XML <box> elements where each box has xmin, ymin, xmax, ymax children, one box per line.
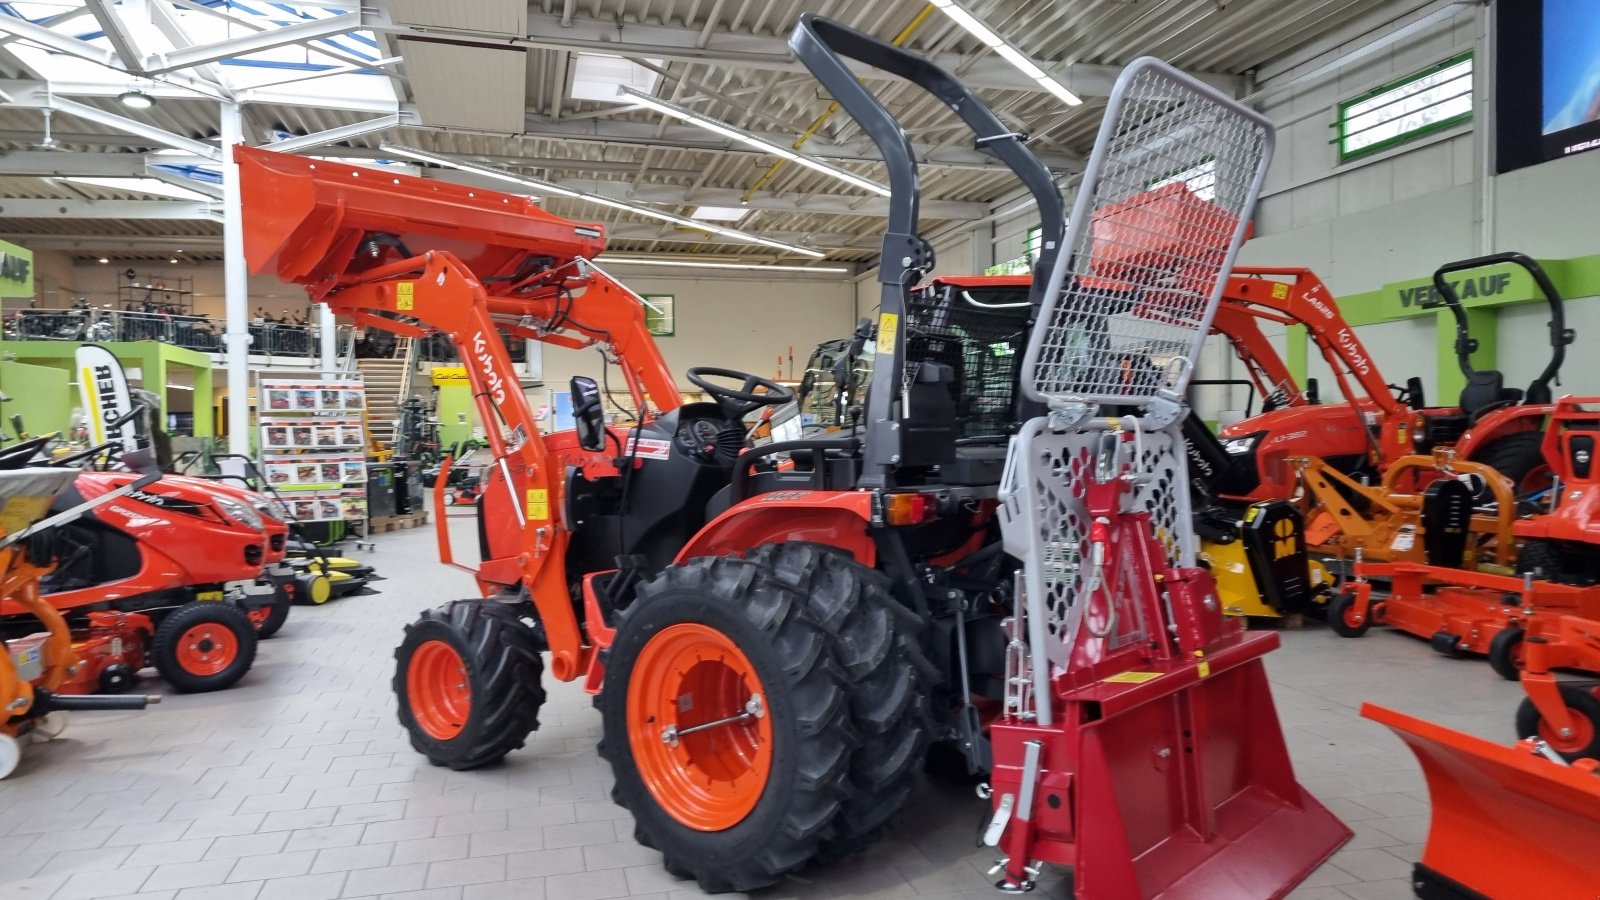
<box><xmin>320</xmin><ymin>305</ymin><xmax>338</xmax><ymax>375</ymax></box>
<box><xmin>220</xmin><ymin>102</ymin><xmax>252</xmax><ymax>455</ymax></box>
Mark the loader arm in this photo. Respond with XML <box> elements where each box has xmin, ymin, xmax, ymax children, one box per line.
<box><xmin>1219</xmin><ymin>268</ymin><xmax>1404</xmax><ymax>418</ymax></box>
<box><xmin>237</xmin><ymin>145</ymin><xmax>685</xmax><ymax>682</ymax></box>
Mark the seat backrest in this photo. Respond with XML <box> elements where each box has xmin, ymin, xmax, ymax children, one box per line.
<box><xmin>1458</xmin><ymin>370</ymin><xmax>1506</xmax><ymax>417</ymax></box>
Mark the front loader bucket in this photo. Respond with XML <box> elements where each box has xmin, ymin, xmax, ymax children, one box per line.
<box><xmin>234</xmin><ymin>145</ymin><xmax>607</xmax><ymax>288</ymax></box>
<box><xmin>1362</xmin><ymin>703</ymin><xmax>1600</xmax><ymax>899</ymax></box>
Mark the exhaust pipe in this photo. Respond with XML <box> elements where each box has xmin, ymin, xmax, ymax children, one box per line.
<box><xmin>41</xmin><ymin>694</ymin><xmax>160</xmax><ymax>712</ymax></box>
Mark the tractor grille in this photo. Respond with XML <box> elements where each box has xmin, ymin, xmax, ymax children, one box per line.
<box><xmin>903</xmin><ymin>286</ymin><xmax>1032</xmax><ymax>439</ymax></box>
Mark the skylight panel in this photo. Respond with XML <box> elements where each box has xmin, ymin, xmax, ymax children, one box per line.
<box><xmin>570</xmin><ymin>53</ymin><xmax>663</xmax><ymax>102</ymax></box>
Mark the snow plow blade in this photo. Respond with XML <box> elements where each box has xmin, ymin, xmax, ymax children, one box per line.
<box><xmin>1362</xmin><ymin>703</ymin><xmax>1600</xmax><ymax>899</ymax></box>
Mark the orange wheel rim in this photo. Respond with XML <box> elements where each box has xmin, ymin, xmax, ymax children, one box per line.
<box><xmin>247</xmin><ymin>607</ymin><xmax>269</xmax><ymax>627</ymax></box>
<box><xmin>1539</xmin><ymin>708</ymin><xmax>1595</xmax><ymax>753</ymax></box>
<box><xmin>175</xmin><ymin>623</ymin><xmax>240</xmax><ymax>676</ymax></box>
<box><xmin>627</xmin><ymin>623</ymin><xmax>773</xmax><ymax>831</ymax></box>
<box><xmin>1341</xmin><ymin>601</ymin><xmax>1363</xmax><ymax>629</ymax></box>
<box><xmin>408</xmin><ymin>640</ymin><xmax>471</xmax><ymax>741</ymax></box>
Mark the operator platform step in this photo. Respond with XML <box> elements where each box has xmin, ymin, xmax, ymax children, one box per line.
<box><xmin>369</xmin><ymin>511</ymin><xmax>428</xmax><ymax>533</ymax></box>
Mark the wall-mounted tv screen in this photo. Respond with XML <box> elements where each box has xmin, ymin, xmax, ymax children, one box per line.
<box><xmin>1496</xmin><ymin>0</ymin><xmax>1600</xmax><ymax>173</ymax></box>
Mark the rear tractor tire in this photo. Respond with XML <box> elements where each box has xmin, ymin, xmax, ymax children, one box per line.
<box><xmin>599</xmin><ymin>555</ymin><xmax>858</xmax><ymax>894</ymax></box>
<box><xmin>394</xmin><ymin>600</ymin><xmax>546</xmax><ymax>771</ymax></box>
<box><xmin>152</xmin><ymin>601</ymin><xmax>258</xmax><ymax>693</ymax></box>
<box><xmin>1471</xmin><ymin>432</ymin><xmax>1548</xmax><ymax>500</ymax></box>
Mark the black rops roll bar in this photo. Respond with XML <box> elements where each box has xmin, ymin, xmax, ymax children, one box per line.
<box><xmin>788</xmin><ymin>14</ymin><xmax>1067</xmax><ymax>489</ymax></box>
<box><xmin>1432</xmin><ymin>252</ymin><xmax>1574</xmax><ymax>405</ymax></box>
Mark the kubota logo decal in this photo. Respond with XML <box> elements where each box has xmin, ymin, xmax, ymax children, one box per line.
<box><xmin>1336</xmin><ymin>329</ymin><xmax>1371</xmax><ymax>376</ymax></box>
<box><xmin>473</xmin><ymin>331</ymin><xmax>507</xmax><ymax>405</ymax></box>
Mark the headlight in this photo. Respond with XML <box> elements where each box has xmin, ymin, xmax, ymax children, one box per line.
<box><xmin>1222</xmin><ymin>431</ymin><xmax>1265</xmax><ymax>455</ymax></box>
<box><xmin>252</xmin><ymin>497</ymin><xmax>290</xmax><ymax>522</ymax></box>
<box><xmin>214</xmin><ymin>494</ymin><xmax>264</xmax><ymax>530</ymax></box>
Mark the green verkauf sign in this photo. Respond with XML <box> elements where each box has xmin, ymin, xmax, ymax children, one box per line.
<box><xmin>0</xmin><ymin>238</ymin><xmax>33</xmax><ymax>299</ymax></box>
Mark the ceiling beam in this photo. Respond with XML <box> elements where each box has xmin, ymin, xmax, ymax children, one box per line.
<box><xmin>15</xmin><ymin>91</ymin><xmax>223</xmax><ymax>161</ymax></box>
<box><xmin>0</xmin><ymin>233</ymin><xmax>221</xmax><ymax>252</ymax></box>
<box><xmin>512</xmin><ymin>116</ymin><xmax>1081</xmax><ymax>171</ymax></box>
<box><xmin>263</xmin><ymin>111</ymin><xmax>420</xmax><ymax>153</ymax></box>
<box><xmin>142</xmin><ymin>12</ymin><xmax>366</xmax><ymax>76</ymax></box>
<box><xmin>0</xmin><ymin>11</ymin><xmax>119</xmax><ymax>67</ymax></box>
<box><xmin>402</xmin><ymin>11</ymin><xmax>1243</xmax><ymax>98</ymax></box>
<box><xmin>0</xmin><ymin>197</ymin><xmax>221</xmax><ymax>220</ymax></box>
<box><xmin>433</xmin><ymin>170</ymin><xmax>985</xmax><ymax>219</ymax></box>
<box><xmin>84</xmin><ymin>0</ymin><xmax>145</xmax><ymax>71</ymax></box>
<box><xmin>0</xmin><ymin>227</ymin><xmax>881</xmax><ymax>254</ymax></box>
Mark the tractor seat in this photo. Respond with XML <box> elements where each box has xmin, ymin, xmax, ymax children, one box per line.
<box><xmin>1458</xmin><ymin>370</ymin><xmax>1522</xmax><ymax>419</ymax></box>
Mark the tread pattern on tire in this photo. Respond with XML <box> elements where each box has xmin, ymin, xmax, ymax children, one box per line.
<box><xmin>743</xmin><ymin>542</ymin><xmax>935</xmax><ymax>862</ymax></box>
<box><xmin>1516</xmin><ymin>539</ymin><xmax>1567</xmax><ymax>583</ymax></box>
<box><xmin>599</xmin><ymin>555</ymin><xmax>856</xmax><ymax>894</ymax></box>
<box><xmin>152</xmin><ymin>601</ymin><xmax>258</xmax><ymax>693</ymax></box>
<box><xmin>1471</xmin><ymin>431</ymin><xmax>1545</xmax><ymax>496</ymax></box>
<box><xmin>394</xmin><ymin>600</ymin><xmax>546</xmax><ymax>771</ymax></box>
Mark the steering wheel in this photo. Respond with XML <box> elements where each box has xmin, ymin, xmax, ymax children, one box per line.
<box><xmin>686</xmin><ymin>366</ymin><xmax>796</xmax><ymax>419</ymax></box>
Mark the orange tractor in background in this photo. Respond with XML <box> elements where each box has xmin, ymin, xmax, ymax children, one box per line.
<box><xmin>1203</xmin><ymin>254</ymin><xmax>1573</xmax><ymax>505</ymax></box>
<box><xmin>240</xmin><ymin>16</ymin><xmax>1347</xmax><ymax>897</ymax></box>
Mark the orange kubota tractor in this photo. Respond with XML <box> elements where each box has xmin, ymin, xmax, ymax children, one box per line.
<box><xmin>1201</xmin><ymin>254</ymin><xmax>1573</xmax><ymax>505</ymax></box>
<box><xmin>241</xmin><ymin>16</ymin><xmax>1345</xmax><ymax>896</ymax></box>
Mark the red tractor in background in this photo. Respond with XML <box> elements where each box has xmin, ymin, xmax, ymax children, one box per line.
<box><xmin>239</xmin><ymin>15</ymin><xmax>1344</xmax><ymax>897</ymax></box>
<box><xmin>1204</xmin><ymin>253</ymin><xmax>1573</xmax><ymax>504</ymax></box>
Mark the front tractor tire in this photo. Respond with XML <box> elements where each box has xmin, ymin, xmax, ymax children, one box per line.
<box><xmin>600</xmin><ymin>556</ymin><xmax>857</xmax><ymax>894</ymax></box>
<box><xmin>744</xmin><ymin>542</ymin><xmax>934</xmax><ymax>861</ymax></box>
<box><xmin>152</xmin><ymin>600</ymin><xmax>258</xmax><ymax>693</ymax></box>
<box><xmin>394</xmin><ymin>600</ymin><xmax>546</xmax><ymax>771</ymax></box>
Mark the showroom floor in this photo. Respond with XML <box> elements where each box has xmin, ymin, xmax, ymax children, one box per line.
<box><xmin>0</xmin><ymin>519</ymin><xmax>1529</xmax><ymax>900</ymax></box>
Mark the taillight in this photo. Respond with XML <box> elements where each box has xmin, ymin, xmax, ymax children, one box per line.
<box><xmin>885</xmin><ymin>492</ymin><xmax>936</xmax><ymax>526</ymax></box>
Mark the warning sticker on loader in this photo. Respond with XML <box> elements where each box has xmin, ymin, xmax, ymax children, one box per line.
<box><xmin>396</xmin><ymin>282</ymin><xmax>414</xmax><ymax>310</ymax></box>
<box><xmin>878</xmin><ymin>312</ymin><xmax>899</xmax><ymax>355</ymax></box>
<box><xmin>526</xmin><ymin>488</ymin><xmax>549</xmax><ymax>522</ymax></box>
<box><xmin>1101</xmin><ymin>671</ymin><xmax>1162</xmax><ymax>684</ymax></box>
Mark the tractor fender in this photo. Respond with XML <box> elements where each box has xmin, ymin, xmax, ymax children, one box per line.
<box><xmin>675</xmin><ymin>491</ymin><xmax>877</xmax><ymax>566</ymax></box>
<box><xmin>1456</xmin><ymin>404</ymin><xmax>1550</xmax><ymax>457</ymax></box>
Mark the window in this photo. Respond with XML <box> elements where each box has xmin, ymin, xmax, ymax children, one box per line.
<box><xmin>1337</xmin><ymin>52</ymin><xmax>1473</xmax><ymax>162</ymax></box>
<box><xmin>983</xmin><ymin>226</ymin><xmax>1042</xmax><ymax>275</ymax></box>
<box><xmin>1150</xmin><ymin>158</ymin><xmax>1216</xmax><ymax>201</ymax></box>
<box><xmin>643</xmin><ymin>294</ymin><xmax>674</xmax><ymax>336</ymax></box>
<box><xmin>1026</xmin><ymin>226</ymin><xmax>1043</xmax><ymax>262</ymax></box>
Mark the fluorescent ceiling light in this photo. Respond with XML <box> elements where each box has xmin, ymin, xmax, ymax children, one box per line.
<box><xmin>600</xmin><ymin>257</ymin><xmax>849</xmax><ymax>274</ymax></box>
<box><xmin>929</xmin><ymin>0</ymin><xmax>1082</xmax><ymax>107</ymax></box>
<box><xmin>689</xmin><ymin>206</ymin><xmax>749</xmax><ymax>222</ymax></box>
<box><xmin>60</xmin><ymin>176</ymin><xmax>213</xmax><ymax>202</ymax></box>
<box><xmin>618</xmin><ymin>88</ymin><xmax>891</xmax><ymax>197</ymax></box>
<box><xmin>570</xmin><ymin>53</ymin><xmax>663</xmax><ymax>102</ymax></box>
<box><xmin>380</xmin><ymin>144</ymin><xmax>827</xmax><ymax>259</ymax></box>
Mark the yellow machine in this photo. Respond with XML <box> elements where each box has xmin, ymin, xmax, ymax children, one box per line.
<box><xmin>1198</xmin><ymin>499</ymin><xmax>1335</xmax><ymax>620</ymax></box>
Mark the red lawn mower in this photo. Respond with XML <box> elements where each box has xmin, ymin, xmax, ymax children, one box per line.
<box><xmin>0</xmin><ymin>435</ymin><xmax>292</xmax><ymax>694</ymax></box>
<box><xmin>1329</xmin><ymin>397</ymin><xmax>1600</xmax><ymax>688</ymax></box>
